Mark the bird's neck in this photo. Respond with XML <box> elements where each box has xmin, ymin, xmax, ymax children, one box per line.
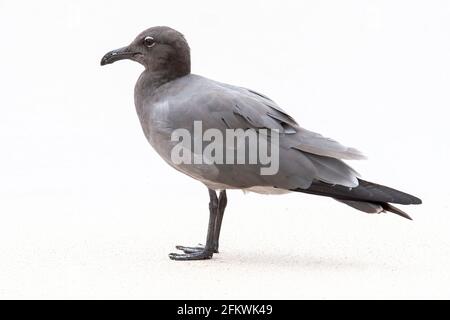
<box><xmin>134</xmin><ymin>70</ymin><xmax>188</xmax><ymax>113</ymax></box>
<box><xmin>137</xmin><ymin>68</ymin><xmax>189</xmax><ymax>92</ymax></box>
<box><xmin>143</xmin><ymin>51</ymin><xmax>191</xmax><ymax>90</ymax></box>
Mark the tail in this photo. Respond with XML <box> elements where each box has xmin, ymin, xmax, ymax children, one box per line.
<box><xmin>292</xmin><ymin>179</ymin><xmax>422</xmax><ymax>220</ymax></box>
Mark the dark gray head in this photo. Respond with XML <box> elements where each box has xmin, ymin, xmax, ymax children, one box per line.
<box><xmin>101</xmin><ymin>26</ymin><xmax>191</xmax><ymax>80</ymax></box>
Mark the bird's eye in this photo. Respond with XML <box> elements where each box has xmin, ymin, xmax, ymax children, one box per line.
<box><xmin>144</xmin><ymin>36</ymin><xmax>156</xmax><ymax>48</ymax></box>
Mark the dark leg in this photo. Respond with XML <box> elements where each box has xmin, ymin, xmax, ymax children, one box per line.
<box><xmin>176</xmin><ymin>190</ymin><xmax>228</xmax><ymax>255</ymax></box>
<box><xmin>169</xmin><ymin>189</ymin><xmax>219</xmax><ymax>261</ymax></box>
<box><xmin>213</xmin><ymin>190</ymin><xmax>227</xmax><ymax>252</ymax></box>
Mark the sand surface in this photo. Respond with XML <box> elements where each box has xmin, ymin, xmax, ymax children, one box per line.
<box><xmin>0</xmin><ymin>182</ymin><xmax>447</xmax><ymax>299</ymax></box>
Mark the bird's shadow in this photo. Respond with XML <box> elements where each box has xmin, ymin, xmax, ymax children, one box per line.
<box><xmin>219</xmin><ymin>250</ymin><xmax>370</xmax><ymax>271</ymax></box>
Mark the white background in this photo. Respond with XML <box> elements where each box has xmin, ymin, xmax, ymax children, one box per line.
<box><xmin>0</xmin><ymin>0</ymin><xmax>449</xmax><ymax>299</ymax></box>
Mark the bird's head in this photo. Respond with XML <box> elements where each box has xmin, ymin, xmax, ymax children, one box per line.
<box><xmin>101</xmin><ymin>26</ymin><xmax>191</xmax><ymax>79</ymax></box>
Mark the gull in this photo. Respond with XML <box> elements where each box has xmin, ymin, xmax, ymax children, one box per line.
<box><xmin>101</xmin><ymin>26</ymin><xmax>421</xmax><ymax>261</ymax></box>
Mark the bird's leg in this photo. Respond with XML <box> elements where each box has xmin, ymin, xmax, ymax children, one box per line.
<box><xmin>212</xmin><ymin>190</ymin><xmax>227</xmax><ymax>252</ymax></box>
<box><xmin>176</xmin><ymin>190</ymin><xmax>227</xmax><ymax>254</ymax></box>
<box><xmin>169</xmin><ymin>189</ymin><xmax>219</xmax><ymax>261</ymax></box>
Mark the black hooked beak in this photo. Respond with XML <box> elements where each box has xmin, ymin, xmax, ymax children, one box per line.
<box><xmin>100</xmin><ymin>46</ymin><xmax>139</xmax><ymax>66</ymax></box>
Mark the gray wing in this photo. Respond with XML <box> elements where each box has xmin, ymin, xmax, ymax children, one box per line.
<box><xmin>219</xmin><ymin>83</ymin><xmax>366</xmax><ymax>160</ymax></box>
<box><xmin>149</xmin><ymin>75</ymin><xmax>364</xmax><ymax>190</ymax></box>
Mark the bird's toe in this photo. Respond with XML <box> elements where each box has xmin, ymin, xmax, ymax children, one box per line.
<box><xmin>175</xmin><ymin>245</ymin><xmax>204</xmax><ymax>254</ymax></box>
<box><xmin>176</xmin><ymin>244</ymin><xmax>219</xmax><ymax>254</ymax></box>
<box><xmin>168</xmin><ymin>250</ymin><xmax>214</xmax><ymax>261</ymax></box>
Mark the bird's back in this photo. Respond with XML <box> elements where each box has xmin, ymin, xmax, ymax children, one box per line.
<box><xmin>134</xmin><ymin>74</ymin><xmax>363</xmax><ymax>191</ymax></box>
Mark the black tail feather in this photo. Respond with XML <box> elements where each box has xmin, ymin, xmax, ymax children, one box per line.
<box><xmin>292</xmin><ymin>179</ymin><xmax>421</xmax><ymax>219</ymax></box>
<box><xmin>381</xmin><ymin>203</ymin><xmax>413</xmax><ymax>220</ymax></box>
<box><xmin>294</xmin><ymin>179</ymin><xmax>422</xmax><ymax>205</ymax></box>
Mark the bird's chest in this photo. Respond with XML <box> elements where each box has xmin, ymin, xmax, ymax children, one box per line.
<box><xmin>135</xmin><ymin>98</ymin><xmax>186</xmax><ymax>160</ymax></box>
